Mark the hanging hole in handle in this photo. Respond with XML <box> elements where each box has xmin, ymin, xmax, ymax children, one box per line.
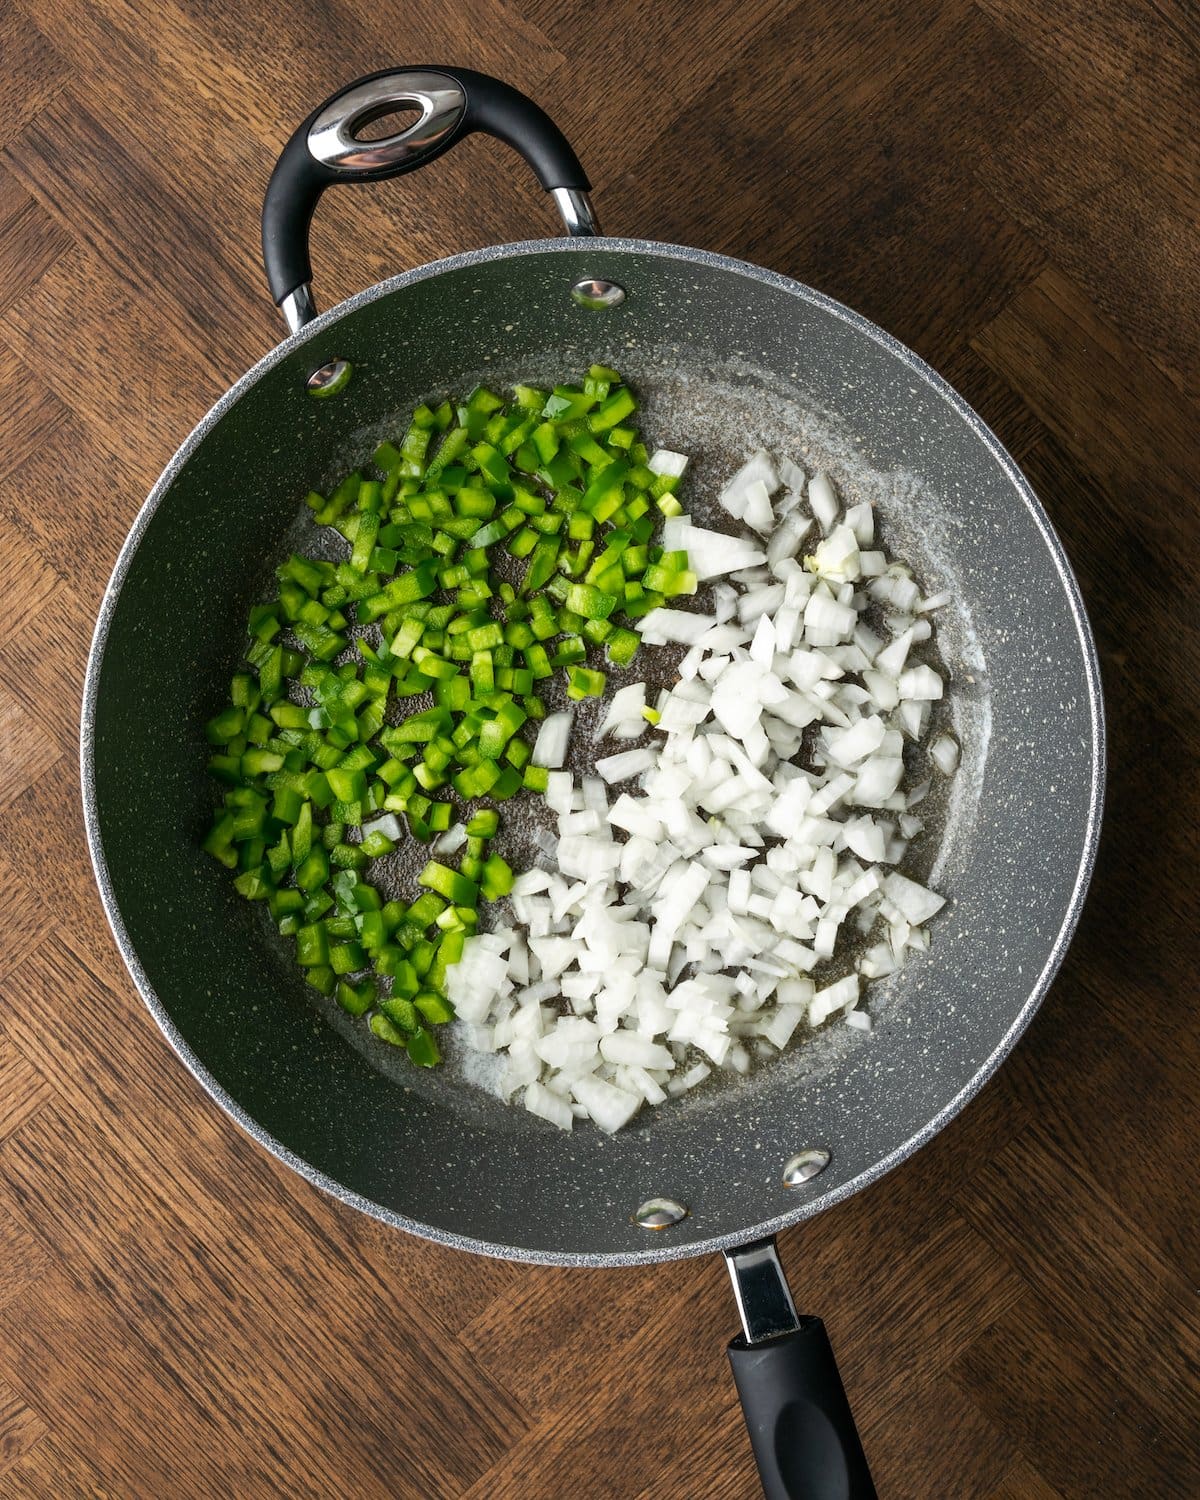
<box><xmin>307</xmin><ymin>72</ymin><xmax>467</xmax><ymax>174</ymax></box>
<box><xmin>351</xmin><ymin>104</ymin><xmax>423</xmax><ymax>141</ymax></box>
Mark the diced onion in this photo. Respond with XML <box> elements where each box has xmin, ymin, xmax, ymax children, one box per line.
<box><xmin>570</xmin><ymin>1075</ymin><xmax>642</xmax><ymax>1133</ymax></box>
<box><xmin>648</xmin><ymin>449</ymin><xmax>689</xmax><ymax>478</ymax></box>
<box><xmin>361</xmin><ymin>812</ymin><xmax>402</xmax><ymax>842</ymax></box>
<box><xmin>532</xmin><ymin>711</ymin><xmax>573</xmax><ymax>768</ymax></box>
<box><xmin>596</xmin><ymin>746</ymin><xmax>658</xmax><ymax>784</ymax></box>
<box><xmin>720</xmin><ymin>451</ymin><xmax>778</xmax><ymax>523</ymax></box>
<box><xmin>808</xmin><ymin>473</ymin><xmax>839</xmax><ymax>532</ymax></box>
<box><xmin>898</xmin><ymin>665</ymin><xmax>943</xmax><ymax>701</ymax></box>
<box><xmin>930</xmin><ymin>733</ymin><xmax>960</xmax><ymax>775</ymax></box>
<box><xmin>525</xmin><ymin>1081</ymin><xmax>574</xmax><ymax>1130</ymax></box>
<box><xmin>453</xmin><ymin>456</ymin><xmax>951</xmax><ymax>1132</ymax></box>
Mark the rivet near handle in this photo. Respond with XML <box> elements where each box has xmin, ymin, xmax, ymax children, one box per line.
<box><xmin>783</xmin><ymin>1149</ymin><xmax>831</xmax><ymax>1187</ymax></box>
<box><xmin>306</xmin><ymin>358</ymin><xmax>353</xmax><ymax>398</ymax></box>
<box><xmin>571</xmin><ymin>278</ymin><xmax>625</xmax><ymax>310</ymax></box>
<box><xmin>634</xmin><ymin>1196</ymin><xmax>689</xmax><ymax>1229</ymax></box>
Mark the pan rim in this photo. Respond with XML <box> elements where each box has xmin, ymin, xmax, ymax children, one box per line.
<box><xmin>81</xmin><ymin>235</ymin><xmax>1106</xmax><ymax>1266</ymax></box>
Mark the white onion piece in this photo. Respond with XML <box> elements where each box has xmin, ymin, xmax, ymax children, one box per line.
<box><xmin>665</xmin><ymin>1061</ymin><xmax>710</xmax><ymax>1096</ymax></box>
<box><xmin>720</xmin><ymin>450</ymin><xmax>778</xmax><ymax>523</ymax></box>
<box><xmin>853</xmin><ymin>756</ymin><xmax>904</xmax><ymax>806</ymax></box>
<box><xmin>637</xmin><ymin>608</ymin><xmax>713</xmax><ymax>644</ymax></box>
<box><xmin>843</xmin><ymin>817</ymin><xmax>887</xmax><ymax>862</ymax></box>
<box><xmin>362</xmin><ymin>812</ymin><xmax>402</xmax><ymax>842</ymax></box>
<box><xmin>808</xmin><ymin>472</ymin><xmax>839</xmax><ymax>532</ymax></box>
<box><xmin>596</xmin><ymin>746</ymin><xmax>658</xmax><ymax>784</ymax></box>
<box><xmin>761</xmin><ymin>1004</ymin><xmax>803</xmax><ymax>1049</ymax></box>
<box><xmin>767</xmin><ymin>510</ymin><xmax>812</xmax><ymax>570</ymax></box>
<box><xmin>659</xmin><ymin>520</ymin><xmax>766</xmax><ymax>580</ymax></box>
<box><xmin>862</xmin><ymin>669</ymin><xmax>900</xmax><ymax>711</ymax></box>
<box><xmin>898</xmin><ymin>665</ymin><xmax>943</xmax><ymax>701</ymax></box>
<box><xmin>825</xmin><ymin>715</ymin><xmax>886</xmax><ymax>766</ymax></box>
<box><xmin>897</xmin><ymin>700</ymin><xmax>928</xmax><ymax>740</ymax></box>
<box><xmin>844</xmin><ymin>502</ymin><xmax>874</xmax><ymax>546</ymax></box>
<box><xmin>598</xmin><ymin>682</ymin><xmax>646</xmax><ymax>737</ymax></box>
<box><xmin>806</xmin><ymin>525</ymin><xmax>860</xmax><ymax>583</ymax></box>
<box><xmin>599</xmin><ymin>1032</ymin><xmax>675</xmax><ymax>1069</ymax></box>
<box><xmin>741</xmin><ymin>479</ymin><xmax>776</xmax><ymax>535</ymax></box>
<box><xmin>433</xmin><ymin>822</ymin><xmax>467</xmax><ymax>855</ymax></box>
<box><xmin>859</xmin><ymin>943</ymin><xmax>897</xmax><ymax>979</ymax></box>
<box><xmin>777</xmin><ymin>456</ymin><xmax>807</xmax><ymax>498</ymax></box>
<box><xmin>533</xmin><ymin>711</ymin><xmax>573</xmax><ymax>768</ymax></box>
<box><xmin>881</xmin><ymin>871</ymin><xmax>945</xmax><ymax>924</ymax></box>
<box><xmin>648</xmin><ymin>449</ymin><xmax>689</xmax><ymax>478</ymax></box>
<box><xmin>571</xmin><ymin>1075</ymin><xmax>641</xmax><ymax>1133</ymax></box>
<box><xmin>607</xmin><ymin>794</ymin><xmax>664</xmax><ymax>839</ymax></box>
<box><xmin>544</xmin><ymin>771</ymin><xmax>573</xmax><ymax>815</ymax></box>
<box><xmin>930</xmin><ymin>733</ymin><xmax>960</xmax><ymax>775</ymax></box>
<box><xmin>524</xmin><ymin>1081</ymin><xmax>574</xmax><ymax>1129</ymax></box>
<box><xmin>809</xmin><ymin>974</ymin><xmax>859</xmax><ymax>1025</ymax></box>
<box><xmin>804</xmin><ymin>589</ymin><xmax>857</xmax><ymax>645</ymax></box>
<box><xmin>874</xmin><ymin>628</ymin><xmax>912</xmax><ymax>678</ymax></box>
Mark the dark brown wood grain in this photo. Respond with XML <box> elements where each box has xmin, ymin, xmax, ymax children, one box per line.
<box><xmin>0</xmin><ymin>1</ymin><xmax>1196</xmax><ymax>1495</ymax></box>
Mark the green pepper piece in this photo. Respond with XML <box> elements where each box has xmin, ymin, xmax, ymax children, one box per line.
<box><xmin>481</xmin><ymin>854</ymin><xmax>515</xmax><ymax>901</ymax></box>
<box><xmin>369</xmin><ymin>1012</ymin><xmax>408</xmax><ymax>1047</ymax></box>
<box><xmin>329</xmin><ymin>941</ymin><xmax>366</xmax><ymax>975</ymax></box>
<box><xmin>295</xmin><ymin>922</ymin><xmax>330</xmax><ymax>967</ymax></box>
<box><xmin>417</xmin><ymin>861</ymin><xmax>479</xmax><ymax>907</ymax></box>
<box><xmin>379</xmin><ymin>995</ymin><xmax>419</xmax><ymax>1033</ymax></box>
<box><xmin>415</xmin><ymin>991</ymin><xmax>455</xmax><ymax>1024</ymax></box>
<box><xmin>205</xmin><ymin>707</ymin><xmax>245</xmax><ymax>745</ymax></box>
<box><xmin>466</xmin><ymin>809</ymin><xmax>499</xmax><ymax>838</ymax></box>
<box><xmin>405</xmin><ymin>1024</ymin><xmax>441</xmax><ymax>1067</ymax></box>
<box><xmin>337</xmin><ymin>979</ymin><xmax>376</xmax><ymax>1016</ymax></box>
<box><xmin>296</xmin><ymin>846</ymin><xmax>329</xmax><ymax>892</ymax></box>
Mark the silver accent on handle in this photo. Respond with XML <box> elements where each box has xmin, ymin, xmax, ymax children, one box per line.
<box><xmin>308</xmin><ymin>71</ymin><xmax>467</xmax><ymax>173</ymax></box>
<box><xmin>725</xmin><ymin>1238</ymin><xmax>801</xmax><ymax>1344</ymax></box>
<box><xmin>551</xmin><ymin>186</ymin><xmax>601</xmax><ymax>237</ymax></box>
<box><xmin>281</xmin><ymin>284</ymin><xmax>318</xmax><ymax>334</ymax></box>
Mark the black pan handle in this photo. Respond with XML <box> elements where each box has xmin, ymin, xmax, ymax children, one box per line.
<box><xmin>726</xmin><ymin>1239</ymin><xmax>877</xmax><ymax>1499</ymax></box>
<box><xmin>262</xmin><ymin>66</ymin><xmax>597</xmax><ymax>332</ymax></box>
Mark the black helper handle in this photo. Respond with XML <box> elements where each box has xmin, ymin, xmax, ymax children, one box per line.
<box><xmin>726</xmin><ymin>1239</ymin><xmax>877</xmax><ymax>1499</ymax></box>
<box><xmin>262</xmin><ymin>66</ymin><xmax>595</xmax><ymax>322</ymax></box>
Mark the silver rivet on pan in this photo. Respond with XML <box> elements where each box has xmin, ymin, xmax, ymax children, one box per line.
<box><xmin>633</xmin><ymin>1197</ymin><xmax>689</xmax><ymax>1230</ymax></box>
<box><xmin>782</xmin><ymin>1149</ymin><xmax>831</xmax><ymax>1187</ymax></box>
<box><xmin>306</xmin><ymin>359</ymin><xmax>353</xmax><ymax>398</ymax></box>
<box><xmin>571</xmin><ymin>278</ymin><xmax>626</xmax><ymax>310</ymax></box>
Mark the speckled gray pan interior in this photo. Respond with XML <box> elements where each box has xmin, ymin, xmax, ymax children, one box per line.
<box><xmin>82</xmin><ymin>239</ymin><xmax>1104</xmax><ymax>1265</ymax></box>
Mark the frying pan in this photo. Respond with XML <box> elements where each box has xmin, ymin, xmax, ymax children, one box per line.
<box><xmin>81</xmin><ymin>67</ymin><xmax>1104</xmax><ymax>1498</ymax></box>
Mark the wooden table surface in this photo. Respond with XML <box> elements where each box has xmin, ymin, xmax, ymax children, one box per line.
<box><xmin>1</xmin><ymin>1</ymin><xmax>1197</xmax><ymax>1495</ymax></box>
